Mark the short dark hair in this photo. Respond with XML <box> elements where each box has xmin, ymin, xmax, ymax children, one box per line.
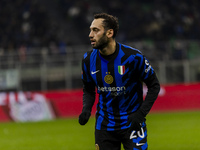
<box><xmin>94</xmin><ymin>13</ymin><xmax>119</xmax><ymax>38</ymax></box>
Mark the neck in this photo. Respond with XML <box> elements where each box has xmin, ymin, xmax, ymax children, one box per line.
<box><xmin>99</xmin><ymin>39</ymin><xmax>116</xmax><ymax>56</ymax></box>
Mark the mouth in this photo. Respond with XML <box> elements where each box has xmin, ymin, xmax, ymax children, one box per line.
<box><xmin>90</xmin><ymin>39</ymin><xmax>96</xmax><ymax>45</ymax></box>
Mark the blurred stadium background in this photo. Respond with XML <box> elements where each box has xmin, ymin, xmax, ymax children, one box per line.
<box><xmin>0</xmin><ymin>0</ymin><xmax>200</xmax><ymax>91</ymax></box>
<box><xmin>0</xmin><ymin>0</ymin><xmax>200</xmax><ymax>150</ymax></box>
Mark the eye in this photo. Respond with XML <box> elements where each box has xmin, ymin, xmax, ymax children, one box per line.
<box><xmin>91</xmin><ymin>28</ymin><xmax>99</xmax><ymax>32</ymax></box>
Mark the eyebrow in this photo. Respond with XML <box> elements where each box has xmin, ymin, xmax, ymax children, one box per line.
<box><xmin>90</xmin><ymin>27</ymin><xmax>100</xmax><ymax>31</ymax></box>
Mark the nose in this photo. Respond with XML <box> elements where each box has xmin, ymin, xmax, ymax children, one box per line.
<box><xmin>89</xmin><ymin>31</ymin><xmax>93</xmax><ymax>38</ymax></box>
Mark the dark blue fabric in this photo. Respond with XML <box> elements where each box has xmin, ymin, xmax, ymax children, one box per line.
<box><xmin>82</xmin><ymin>43</ymin><xmax>154</xmax><ymax>131</ymax></box>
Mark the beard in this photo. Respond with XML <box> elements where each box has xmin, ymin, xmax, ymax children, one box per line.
<box><xmin>92</xmin><ymin>32</ymin><xmax>109</xmax><ymax>50</ymax></box>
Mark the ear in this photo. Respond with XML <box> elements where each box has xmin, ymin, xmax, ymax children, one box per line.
<box><xmin>106</xmin><ymin>29</ymin><xmax>114</xmax><ymax>38</ymax></box>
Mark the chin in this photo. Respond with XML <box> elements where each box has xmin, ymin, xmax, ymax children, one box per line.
<box><xmin>92</xmin><ymin>45</ymin><xmax>98</xmax><ymax>49</ymax></box>
<box><xmin>91</xmin><ymin>44</ymin><xmax>96</xmax><ymax>47</ymax></box>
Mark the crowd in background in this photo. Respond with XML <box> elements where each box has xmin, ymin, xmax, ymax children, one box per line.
<box><xmin>60</xmin><ymin>0</ymin><xmax>200</xmax><ymax>42</ymax></box>
<box><xmin>0</xmin><ymin>0</ymin><xmax>200</xmax><ymax>60</ymax></box>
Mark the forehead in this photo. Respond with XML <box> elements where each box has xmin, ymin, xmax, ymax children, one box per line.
<box><xmin>90</xmin><ymin>18</ymin><xmax>105</xmax><ymax>29</ymax></box>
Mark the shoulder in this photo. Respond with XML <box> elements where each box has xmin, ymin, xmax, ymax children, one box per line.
<box><xmin>118</xmin><ymin>43</ymin><xmax>144</xmax><ymax>62</ymax></box>
<box><xmin>82</xmin><ymin>49</ymin><xmax>98</xmax><ymax>62</ymax></box>
<box><xmin>119</xmin><ymin>43</ymin><xmax>142</xmax><ymax>56</ymax></box>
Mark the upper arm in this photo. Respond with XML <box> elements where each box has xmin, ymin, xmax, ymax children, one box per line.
<box><xmin>135</xmin><ymin>53</ymin><xmax>154</xmax><ymax>81</ymax></box>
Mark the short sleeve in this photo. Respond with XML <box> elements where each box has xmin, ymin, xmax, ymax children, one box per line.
<box><xmin>135</xmin><ymin>53</ymin><xmax>154</xmax><ymax>81</ymax></box>
<box><xmin>82</xmin><ymin>53</ymin><xmax>93</xmax><ymax>83</ymax></box>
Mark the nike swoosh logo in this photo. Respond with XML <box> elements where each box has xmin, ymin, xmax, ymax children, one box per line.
<box><xmin>136</xmin><ymin>142</ymin><xmax>145</xmax><ymax>146</ymax></box>
<box><xmin>91</xmin><ymin>70</ymin><xmax>100</xmax><ymax>75</ymax></box>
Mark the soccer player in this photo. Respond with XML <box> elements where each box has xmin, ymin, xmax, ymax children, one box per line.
<box><xmin>79</xmin><ymin>13</ymin><xmax>160</xmax><ymax>150</ymax></box>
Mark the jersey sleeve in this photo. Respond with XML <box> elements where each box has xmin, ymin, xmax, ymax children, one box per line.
<box><xmin>81</xmin><ymin>53</ymin><xmax>96</xmax><ymax>113</ymax></box>
<box><xmin>135</xmin><ymin>53</ymin><xmax>154</xmax><ymax>81</ymax></box>
<box><xmin>82</xmin><ymin>52</ymin><xmax>93</xmax><ymax>83</ymax></box>
<box><xmin>135</xmin><ymin>53</ymin><xmax>160</xmax><ymax>116</ymax></box>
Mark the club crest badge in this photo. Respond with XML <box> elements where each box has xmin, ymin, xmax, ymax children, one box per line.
<box><xmin>104</xmin><ymin>72</ymin><xmax>113</xmax><ymax>84</ymax></box>
<box><xmin>118</xmin><ymin>65</ymin><xmax>125</xmax><ymax>75</ymax></box>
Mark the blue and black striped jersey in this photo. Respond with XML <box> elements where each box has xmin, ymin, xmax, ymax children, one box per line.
<box><xmin>82</xmin><ymin>43</ymin><xmax>155</xmax><ymax>131</ymax></box>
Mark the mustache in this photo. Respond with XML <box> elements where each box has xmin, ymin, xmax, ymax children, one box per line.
<box><xmin>90</xmin><ymin>38</ymin><xmax>95</xmax><ymax>42</ymax></box>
